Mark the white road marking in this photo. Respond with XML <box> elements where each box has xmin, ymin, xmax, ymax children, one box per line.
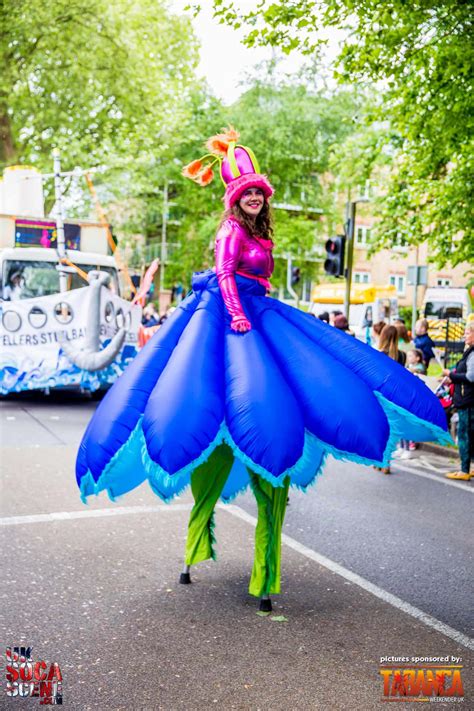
<box><xmin>409</xmin><ymin>455</ymin><xmax>449</xmax><ymax>472</ymax></box>
<box><xmin>392</xmin><ymin>462</ymin><xmax>474</xmax><ymax>492</ymax></box>
<box><xmin>220</xmin><ymin>504</ymin><xmax>474</xmax><ymax>652</ymax></box>
<box><xmin>2</xmin><ymin>499</ymin><xmax>472</xmax><ymax>650</ymax></box>
<box><xmin>0</xmin><ymin>503</ymin><xmax>192</xmax><ymax>526</ymax></box>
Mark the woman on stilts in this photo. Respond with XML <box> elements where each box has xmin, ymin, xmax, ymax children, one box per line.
<box><xmin>179</xmin><ymin>130</ymin><xmax>289</xmax><ymax>610</ymax></box>
<box><xmin>76</xmin><ymin>128</ymin><xmax>451</xmax><ymax>612</ymax></box>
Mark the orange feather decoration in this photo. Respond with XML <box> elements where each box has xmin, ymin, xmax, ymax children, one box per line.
<box><xmin>197</xmin><ymin>166</ymin><xmax>215</xmax><ymax>186</ymax></box>
<box><xmin>206</xmin><ymin>127</ymin><xmax>240</xmax><ymax>156</ymax></box>
<box><xmin>182</xmin><ymin>159</ymin><xmax>203</xmax><ymax>179</ymax></box>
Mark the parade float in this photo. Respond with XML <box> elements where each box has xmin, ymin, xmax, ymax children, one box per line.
<box><xmin>0</xmin><ymin>158</ymin><xmax>142</xmax><ymax>395</ymax></box>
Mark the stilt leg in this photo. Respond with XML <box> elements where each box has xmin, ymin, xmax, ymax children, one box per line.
<box><xmin>248</xmin><ymin>472</ymin><xmax>290</xmax><ymax>600</ymax></box>
<box><xmin>259</xmin><ymin>595</ymin><xmax>272</xmax><ymax>612</ymax></box>
<box><xmin>179</xmin><ymin>564</ymin><xmax>191</xmax><ymax>585</ymax></box>
<box><xmin>180</xmin><ymin>444</ymin><xmax>234</xmax><ymax>583</ymax></box>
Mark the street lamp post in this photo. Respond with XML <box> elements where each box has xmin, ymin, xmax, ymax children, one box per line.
<box><xmin>412</xmin><ymin>245</ymin><xmax>419</xmax><ymax>336</ymax></box>
<box><xmin>159</xmin><ymin>181</ymin><xmax>168</xmax><ymax>294</ymax></box>
<box><xmin>286</xmin><ymin>255</ymin><xmax>299</xmax><ymax>307</ymax></box>
<box><xmin>343</xmin><ymin>200</ymin><xmax>356</xmax><ymax>320</ymax></box>
<box><xmin>52</xmin><ymin>148</ymin><xmax>68</xmax><ymax>293</ymax></box>
<box><xmin>21</xmin><ymin>152</ymin><xmax>106</xmax><ymax>294</ymax></box>
<box><xmin>407</xmin><ymin>256</ymin><xmax>428</xmax><ymax>335</ymax></box>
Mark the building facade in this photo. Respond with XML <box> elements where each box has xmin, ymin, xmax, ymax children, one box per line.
<box><xmin>352</xmin><ymin>217</ymin><xmax>471</xmax><ymax>309</ymax></box>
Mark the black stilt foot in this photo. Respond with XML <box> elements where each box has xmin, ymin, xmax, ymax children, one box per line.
<box><xmin>179</xmin><ymin>572</ymin><xmax>191</xmax><ymax>584</ymax></box>
<box><xmin>259</xmin><ymin>597</ymin><xmax>272</xmax><ymax>612</ymax></box>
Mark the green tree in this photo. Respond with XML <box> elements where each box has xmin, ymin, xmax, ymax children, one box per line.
<box><xmin>0</xmin><ymin>0</ymin><xmax>199</xmax><ymax>170</ymax></box>
<box><xmin>228</xmin><ymin>81</ymin><xmax>358</xmax><ymax>210</ymax></box>
<box><xmin>162</xmin><ymin>80</ymin><xmax>363</xmax><ymax>292</ymax></box>
<box><xmin>116</xmin><ymin>87</ymin><xmax>229</xmax><ymax>289</ymax></box>
<box><xmin>210</xmin><ymin>0</ymin><xmax>474</xmax><ymax>266</ymax></box>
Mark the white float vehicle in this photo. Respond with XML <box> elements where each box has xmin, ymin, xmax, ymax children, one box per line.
<box><xmin>0</xmin><ymin>164</ymin><xmax>142</xmax><ymax>395</ymax></box>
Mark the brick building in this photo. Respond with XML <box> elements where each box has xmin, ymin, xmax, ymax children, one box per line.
<box><xmin>351</xmin><ymin>216</ymin><xmax>471</xmax><ymax>309</ymax></box>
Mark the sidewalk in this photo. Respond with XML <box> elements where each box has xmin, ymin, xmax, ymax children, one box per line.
<box><xmin>420</xmin><ymin>442</ymin><xmax>458</xmax><ymax>460</ymax></box>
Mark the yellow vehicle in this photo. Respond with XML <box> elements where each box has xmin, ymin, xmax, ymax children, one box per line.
<box><xmin>310</xmin><ymin>282</ymin><xmax>398</xmax><ymax>341</ymax></box>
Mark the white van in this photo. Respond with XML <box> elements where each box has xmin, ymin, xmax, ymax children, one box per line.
<box><xmin>422</xmin><ymin>286</ymin><xmax>471</xmax><ymax>347</ymax></box>
<box><xmin>423</xmin><ymin>287</ymin><xmax>471</xmax><ymax>321</ymax></box>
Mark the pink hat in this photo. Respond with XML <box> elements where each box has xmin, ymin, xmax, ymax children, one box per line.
<box><xmin>182</xmin><ymin>127</ymin><xmax>274</xmax><ymax>209</ymax></box>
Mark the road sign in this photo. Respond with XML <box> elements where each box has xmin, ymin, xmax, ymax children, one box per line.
<box><xmin>407</xmin><ymin>265</ymin><xmax>428</xmax><ymax>286</ymax></box>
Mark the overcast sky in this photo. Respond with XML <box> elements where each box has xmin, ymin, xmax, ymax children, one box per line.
<box><xmin>169</xmin><ymin>1</ymin><xmax>307</xmax><ymax>104</ymax></box>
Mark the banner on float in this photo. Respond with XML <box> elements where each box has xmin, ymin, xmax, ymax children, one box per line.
<box><xmin>0</xmin><ymin>287</ymin><xmax>141</xmax><ymax>394</ymax></box>
<box><xmin>15</xmin><ymin>218</ymin><xmax>81</xmax><ymax>250</ymax></box>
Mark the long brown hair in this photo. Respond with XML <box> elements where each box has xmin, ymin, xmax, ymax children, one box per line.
<box><xmin>378</xmin><ymin>325</ymin><xmax>400</xmax><ymax>360</ymax></box>
<box><xmin>372</xmin><ymin>321</ymin><xmax>386</xmax><ymax>336</ymax></box>
<box><xmin>395</xmin><ymin>323</ymin><xmax>410</xmax><ymax>343</ymax></box>
<box><xmin>220</xmin><ymin>198</ymin><xmax>273</xmax><ymax>240</ymax></box>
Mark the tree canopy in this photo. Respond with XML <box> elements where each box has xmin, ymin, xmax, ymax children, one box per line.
<box><xmin>6</xmin><ymin>0</ymin><xmax>447</xmax><ymax>296</ymax></box>
<box><xmin>0</xmin><ymin>0</ymin><xmax>199</xmax><ymax>170</ymax></box>
<box><xmin>209</xmin><ymin>0</ymin><xmax>474</xmax><ymax>266</ymax></box>
<box><xmin>141</xmin><ymin>80</ymin><xmax>364</xmax><ymax>291</ymax></box>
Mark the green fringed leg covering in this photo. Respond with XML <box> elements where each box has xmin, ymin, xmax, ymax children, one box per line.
<box><xmin>184</xmin><ymin>444</ymin><xmax>234</xmax><ymax>566</ymax></box>
<box><xmin>248</xmin><ymin>471</ymin><xmax>290</xmax><ymax>598</ymax></box>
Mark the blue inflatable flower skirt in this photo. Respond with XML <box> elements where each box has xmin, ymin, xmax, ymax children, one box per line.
<box><xmin>76</xmin><ymin>271</ymin><xmax>450</xmax><ymax>596</ymax></box>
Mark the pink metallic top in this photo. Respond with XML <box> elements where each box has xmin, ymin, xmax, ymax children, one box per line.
<box><xmin>215</xmin><ymin>217</ymin><xmax>274</xmax><ymax>326</ymax></box>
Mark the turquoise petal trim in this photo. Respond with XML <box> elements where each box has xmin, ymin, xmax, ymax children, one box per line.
<box><xmin>78</xmin><ymin>418</ymin><xmax>147</xmax><ymax>502</ymax></box>
<box><xmin>289</xmin><ymin>456</ymin><xmax>327</xmax><ymax>494</ymax></box>
<box><xmin>97</xmin><ymin>419</ymin><xmax>147</xmax><ymax>493</ymax></box>
<box><xmin>375</xmin><ymin>392</ymin><xmax>453</xmax><ymax>446</ymax></box>
<box><xmin>220</xmin><ymin>458</ymin><xmax>251</xmax><ymax>502</ymax></box>
<box><xmin>140</xmin><ymin>421</ymin><xmax>227</xmax><ymax>501</ymax></box>
<box><xmin>219</xmin><ymin>423</ymin><xmax>326</xmax><ymax>490</ymax></box>
<box><xmin>79</xmin><ymin>468</ymin><xmax>118</xmax><ymax>503</ymax></box>
<box><xmin>220</xmin><ymin>481</ymin><xmax>250</xmax><ymax>503</ymax></box>
<box><xmin>309</xmin><ymin>422</ymin><xmax>399</xmax><ymax>469</ymax></box>
<box><xmin>147</xmin><ymin>471</ymin><xmax>191</xmax><ymax>502</ymax></box>
<box><xmin>220</xmin><ymin>422</ymin><xmax>294</xmax><ymax>487</ymax></box>
<box><xmin>78</xmin><ymin>391</ymin><xmax>452</xmax><ymax>503</ymax></box>
<box><xmin>288</xmin><ymin>432</ymin><xmax>328</xmax><ymax>492</ymax></box>
<box><xmin>79</xmin><ymin>470</ymin><xmax>96</xmax><ymax>504</ymax></box>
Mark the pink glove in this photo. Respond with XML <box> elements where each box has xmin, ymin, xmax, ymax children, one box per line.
<box><xmin>215</xmin><ymin>220</ymin><xmax>251</xmax><ymax>327</ymax></box>
<box><xmin>231</xmin><ymin>316</ymin><xmax>252</xmax><ymax>333</ymax></box>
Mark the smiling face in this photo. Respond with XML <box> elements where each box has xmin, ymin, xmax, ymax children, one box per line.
<box><xmin>238</xmin><ymin>187</ymin><xmax>264</xmax><ymax>219</ymax></box>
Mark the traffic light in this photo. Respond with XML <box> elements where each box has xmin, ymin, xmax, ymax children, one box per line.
<box><xmin>291</xmin><ymin>267</ymin><xmax>301</xmax><ymax>285</ymax></box>
<box><xmin>324</xmin><ymin>236</ymin><xmax>346</xmax><ymax>277</ymax></box>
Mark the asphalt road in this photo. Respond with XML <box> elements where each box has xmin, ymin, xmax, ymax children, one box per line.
<box><xmin>1</xmin><ymin>392</ymin><xmax>472</xmax><ymax>709</ymax></box>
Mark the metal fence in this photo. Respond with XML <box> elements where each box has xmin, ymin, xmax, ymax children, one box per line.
<box><xmin>428</xmin><ymin>318</ymin><xmax>466</xmax><ymax>368</ymax></box>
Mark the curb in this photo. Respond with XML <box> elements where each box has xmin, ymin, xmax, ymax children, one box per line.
<box><xmin>420</xmin><ymin>442</ymin><xmax>458</xmax><ymax>460</ymax></box>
